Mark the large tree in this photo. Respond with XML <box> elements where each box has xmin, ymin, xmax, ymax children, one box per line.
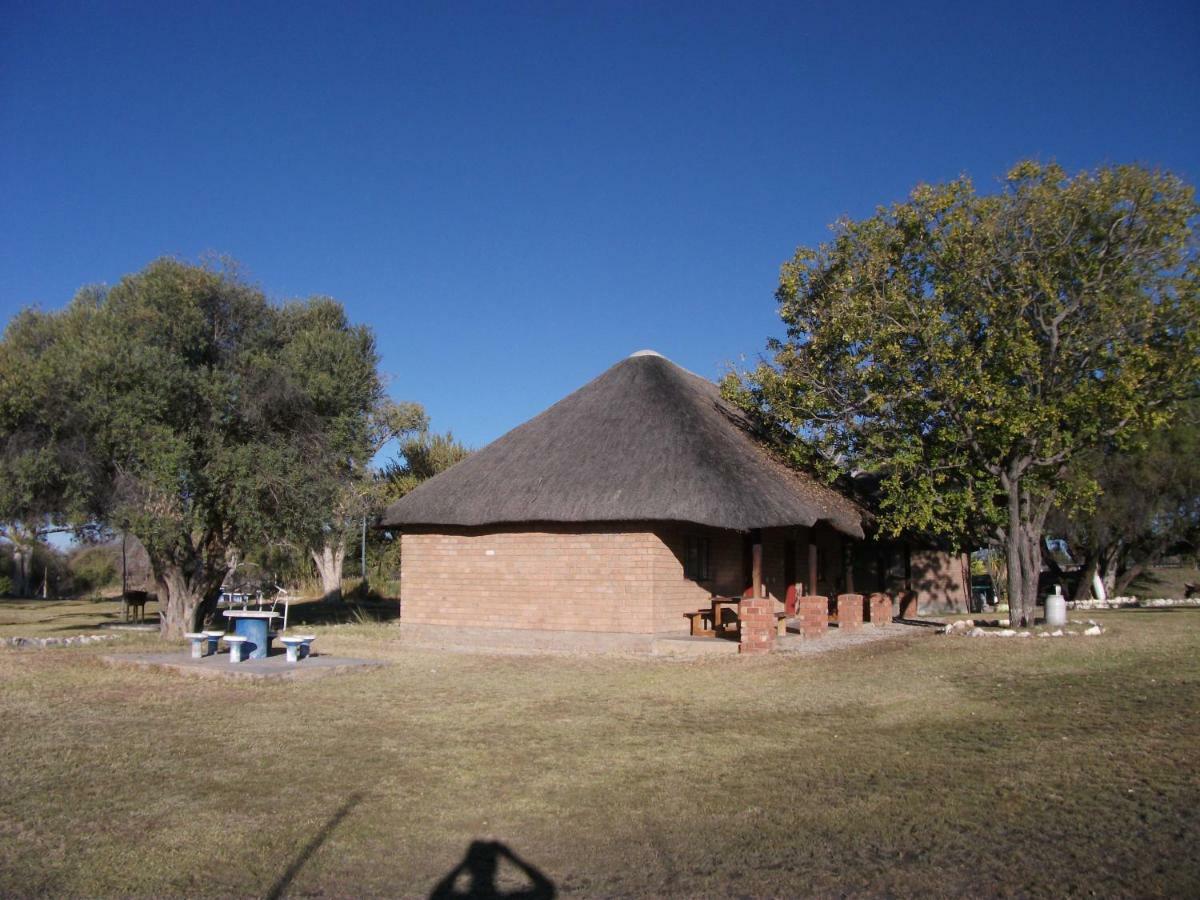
<box><xmin>1053</xmin><ymin>399</ymin><xmax>1200</xmax><ymax>601</ymax></box>
<box><xmin>730</xmin><ymin>162</ymin><xmax>1199</xmax><ymax>626</ymax></box>
<box><xmin>0</xmin><ymin>259</ymin><xmax>391</xmax><ymax>637</ymax></box>
<box><xmin>302</xmin><ymin>398</ymin><xmax>426</xmax><ymax>602</ymax></box>
<box><xmin>0</xmin><ymin>305</ymin><xmax>104</xmax><ymax>594</ymax></box>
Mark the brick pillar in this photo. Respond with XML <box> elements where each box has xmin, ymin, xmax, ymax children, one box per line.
<box><xmin>795</xmin><ymin>595</ymin><xmax>828</xmax><ymax>639</ymax></box>
<box><xmin>837</xmin><ymin>593</ymin><xmax>864</xmax><ymax>632</ymax></box>
<box><xmin>738</xmin><ymin>596</ymin><xmax>775</xmax><ymax>655</ymax></box>
<box><xmin>867</xmin><ymin>592</ymin><xmax>892</xmax><ymax>627</ymax></box>
<box><xmin>898</xmin><ymin>590</ymin><xmax>918</xmax><ymax>619</ymax></box>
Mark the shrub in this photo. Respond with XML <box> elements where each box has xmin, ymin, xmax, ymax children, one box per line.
<box><xmin>68</xmin><ymin>545</ymin><xmax>119</xmax><ymax>594</ymax></box>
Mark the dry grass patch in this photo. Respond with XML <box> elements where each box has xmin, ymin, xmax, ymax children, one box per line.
<box><xmin>0</xmin><ymin>610</ymin><xmax>1198</xmax><ymax>897</ymax></box>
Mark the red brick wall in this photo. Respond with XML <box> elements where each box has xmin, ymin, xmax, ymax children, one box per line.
<box><xmin>399</xmin><ymin>523</ymin><xmax>871</xmax><ymax>635</ymax></box>
<box><xmin>400</xmin><ymin>525</ymin><xmax>660</xmax><ymax>632</ymax></box>
<box><xmin>837</xmin><ymin>593</ymin><xmax>864</xmax><ymax>632</ymax></box>
<box><xmin>911</xmin><ymin>550</ymin><xmax>970</xmax><ymax>614</ymax></box>
<box><xmin>400</xmin><ymin>523</ymin><xmax>751</xmax><ymax>634</ymax></box>
<box><xmin>738</xmin><ymin>597</ymin><xmax>775</xmax><ymax>654</ymax></box>
<box><xmin>650</xmin><ymin>525</ymin><xmax>744</xmax><ymax>632</ymax></box>
<box><xmin>867</xmin><ymin>592</ymin><xmax>892</xmax><ymax>626</ymax></box>
<box><xmin>795</xmin><ymin>595</ymin><xmax>828</xmax><ymax>639</ymax></box>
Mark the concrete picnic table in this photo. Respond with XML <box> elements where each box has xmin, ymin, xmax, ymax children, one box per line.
<box><xmin>221</xmin><ymin>609</ymin><xmax>281</xmax><ymax>660</ymax></box>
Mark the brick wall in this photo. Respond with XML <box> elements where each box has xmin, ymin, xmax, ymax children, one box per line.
<box><xmin>400</xmin><ymin>525</ymin><xmax>661</xmax><ymax>632</ymax></box>
<box><xmin>401</xmin><ymin>523</ymin><xmax>753</xmax><ymax>634</ymax></box>
<box><xmin>400</xmin><ymin>522</ymin><xmax>864</xmax><ymax>635</ymax></box>
<box><xmin>911</xmin><ymin>549</ymin><xmax>970</xmax><ymax>614</ymax></box>
<box><xmin>795</xmin><ymin>595</ymin><xmax>828</xmax><ymax>639</ymax></box>
<box><xmin>837</xmin><ymin>593</ymin><xmax>864</xmax><ymax>632</ymax></box>
<box><xmin>867</xmin><ymin>592</ymin><xmax>892</xmax><ymax>627</ymax></box>
<box><xmin>738</xmin><ymin>596</ymin><xmax>775</xmax><ymax>654</ymax></box>
<box><xmin>650</xmin><ymin>525</ymin><xmax>744</xmax><ymax>632</ymax></box>
<box><xmin>897</xmin><ymin>590</ymin><xmax>919</xmax><ymax>619</ymax></box>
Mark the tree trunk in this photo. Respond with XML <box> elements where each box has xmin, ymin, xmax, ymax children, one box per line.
<box><xmin>1100</xmin><ymin>551</ymin><xmax>1120</xmax><ymax>598</ymax></box>
<box><xmin>1114</xmin><ymin>562</ymin><xmax>1146</xmax><ymax>598</ymax></box>
<box><xmin>1003</xmin><ymin>472</ymin><xmax>1044</xmax><ymax>628</ymax></box>
<box><xmin>11</xmin><ymin>543</ymin><xmax>33</xmax><ymax>597</ymax></box>
<box><xmin>1004</xmin><ymin>477</ymin><xmax>1027</xmax><ymax>627</ymax></box>
<box><xmin>312</xmin><ymin>541</ymin><xmax>346</xmax><ymax>603</ymax></box>
<box><xmin>1022</xmin><ymin>527</ymin><xmax>1042</xmax><ymax>624</ymax></box>
<box><xmin>158</xmin><ymin>565</ymin><xmax>228</xmax><ymax>640</ymax></box>
<box><xmin>1072</xmin><ymin>551</ymin><xmax>1098</xmax><ymax>604</ymax></box>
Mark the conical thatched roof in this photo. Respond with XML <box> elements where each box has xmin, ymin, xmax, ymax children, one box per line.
<box><xmin>381</xmin><ymin>351</ymin><xmax>866</xmax><ymax>537</ymax></box>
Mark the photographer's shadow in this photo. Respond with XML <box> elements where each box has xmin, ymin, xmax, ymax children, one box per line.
<box><xmin>430</xmin><ymin>840</ymin><xmax>556</xmax><ymax>900</ymax></box>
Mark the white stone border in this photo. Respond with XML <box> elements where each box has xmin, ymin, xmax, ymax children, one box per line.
<box><xmin>1</xmin><ymin>633</ymin><xmax>122</xmax><ymax>649</ymax></box>
<box><xmin>1068</xmin><ymin>597</ymin><xmax>1200</xmax><ymax>610</ymax></box>
<box><xmin>941</xmin><ymin>618</ymin><xmax>1104</xmax><ymax>638</ymax></box>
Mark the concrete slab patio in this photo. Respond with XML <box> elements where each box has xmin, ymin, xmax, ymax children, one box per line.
<box><xmin>101</xmin><ymin>651</ymin><xmax>386</xmax><ymax>681</ymax></box>
<box><xmin>392</xmin><ymin>619</ymin><xmax>935</xmax><ymax>657</ymax></box>
<box><xmin>651</xmin><ymin>620</ymin><xmax>933</xmax><ymax>657</ymax></box>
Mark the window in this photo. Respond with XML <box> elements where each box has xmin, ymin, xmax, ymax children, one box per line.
<box><xmin>684</xmin><ymin>534</ymin><xmax>711</xmax><ymax>581</ymax></box>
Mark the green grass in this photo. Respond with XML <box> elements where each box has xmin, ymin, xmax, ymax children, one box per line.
<box><xmin>0</xmin><ymin>596</ymin><xmax>147</xmax><ymax>638</ymax></box>
<box><xmin>1</xmin><ymin>610</ymin><xmax>1198</xmax><ymax>897</ymax></box>
<box><xmin>1128</xmin><ymin>564</ymin><xmax>1200</xmax><ymax>598</ymax></box>
<box><xmin>0</xmin><ymin>593</ymin><xmax>398</xmax><ymax>640</ymax></box>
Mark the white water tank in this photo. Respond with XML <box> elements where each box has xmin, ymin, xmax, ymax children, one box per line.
<box><xmin>1044</xmin><ymin>585</ymin><xmax>1067</xmax><ymax>627</ymax></box>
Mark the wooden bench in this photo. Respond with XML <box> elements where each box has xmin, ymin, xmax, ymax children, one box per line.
<box><xmin>684</xmin><ymin>610</ymin><xmax>714</xmax><ymax>637</ymax></box>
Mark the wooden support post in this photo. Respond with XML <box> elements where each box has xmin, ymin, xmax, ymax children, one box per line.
<box><xmin>752</xmin><ymin>542</ymin><xmax>763</xmax><ymax>598</ymax></box>
<box><xmin>845</xmin><ymin>540</ymin><xmax>855</xmax><ymax>594</ymax></box>
<box><xmin>808</xmin><ymin>540</ymin><xmax>818</xmax><ymax>600</ymax></box>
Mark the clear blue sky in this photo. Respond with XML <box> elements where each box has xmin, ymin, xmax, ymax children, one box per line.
<box><xmin>3</xmin><ymin>1</ymin><xmax>1198</xmax><ymax>454</ymax></box>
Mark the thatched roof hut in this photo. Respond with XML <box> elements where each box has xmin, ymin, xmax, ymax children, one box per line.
<box><xmin>382</xmin><ymin>351</ymin><xmax>865</xmax><ymax>537</ymax></box>
<box><xmin>384</xmin><ymin>352</ymin><xmax>966</xmax><ymax>638</ymax></box>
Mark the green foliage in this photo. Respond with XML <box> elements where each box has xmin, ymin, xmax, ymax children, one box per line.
<box><xmin>1052</xmin><ymin>398</ymin><xmax>1200</xmax><ymax>593</ymax></box>
<box><xmin>67</xmin><ymin>545</ymin><xmax>119</xmax><ymax>593</ymax></box>
<box><xmin>0</xmin><ymin>575</ymin><xmax>11</xmax><ymax>597</ymax></box>
<box><xmin>0</xmin><ymin>258</ymin><xmax>390</xmax><ymax>633</ymax></box>
<box><xmin>380</xmin><ymin>431</ymin><xmax>471</xmax><ymax>500</ymax></box>
<box><xmin>730</xmin><ymin>161</ymin><xmax>1200</xmax><ymax>619</ymax></box>
<box><xmin>368</xmin><ymin>431</ymin><xmax>471</xmax><ymax>579</ymax></box>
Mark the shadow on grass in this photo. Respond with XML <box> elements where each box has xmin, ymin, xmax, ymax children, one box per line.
<box><xmin>1109</xmin><ymin>607</ymin><xmax>1185</xmax><ymax>614</ymax></box>
<box><xmin>266</xmin><ymin>791</ymin><xmax>364</xmax><ymax>900</ymax></box>
<box><xmin>430</xmin><ymin>841</ymin><xmax>556</xmax><ymax>900</ymax></box>
<box><xmin>10</xmin><ymin>610</ymin><xmax>122</xmax><ymax>623</ymax></box>
<box><xmin>285</xmin><ymin>598</ymin><xmax>401</xmax><ymax>627</ymax></box>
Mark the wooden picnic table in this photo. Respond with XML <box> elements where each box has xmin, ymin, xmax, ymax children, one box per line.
<box><xmin>686</xmin><ymin>596</ymin><xmax>790</xmax><ymax>639</ymax></box>
<box><xmin>710</xmin><ymin>596</ymin><xmax>741</xmax><ymax>635</ymax></box>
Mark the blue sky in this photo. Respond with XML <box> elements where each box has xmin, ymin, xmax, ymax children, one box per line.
<box><xmin>3</xmin><ymin>1</ymin><xmax>1198</xmax><ymax>455</ymax></box>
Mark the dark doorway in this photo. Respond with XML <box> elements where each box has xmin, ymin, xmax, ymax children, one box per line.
<box><xmin>741</xmin><ymin>529</ymin><xmax>762</xmax><ymax>597</ymax></box>
<box><xmin>784</xmin><ymin>538</ymin><xmax>798</xmax><ymax>614</ymax></box>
